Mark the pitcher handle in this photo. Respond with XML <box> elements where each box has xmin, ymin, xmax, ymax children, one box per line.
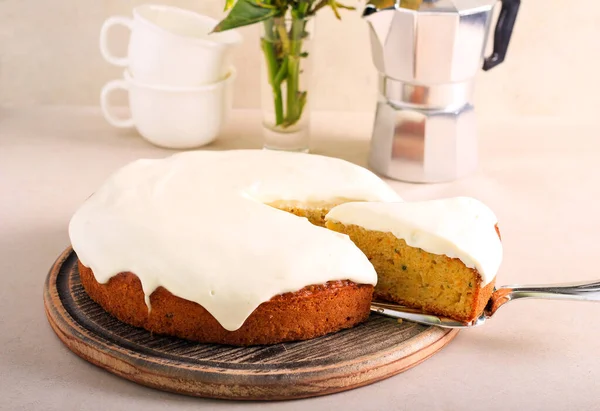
<box><xmin>483</xmin><ymin>0</ymin><xmax>520</xmax><ymax>71</ymax></box>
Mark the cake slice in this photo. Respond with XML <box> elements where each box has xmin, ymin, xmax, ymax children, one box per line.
<box><xmin>325</xmin><ymin>197</ymin><xmax>502</xmax><ymax>323</ymax></box>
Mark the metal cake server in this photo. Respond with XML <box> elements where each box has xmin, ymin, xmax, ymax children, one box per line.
<box><xmin>371</xmin><ymin>279</ymin><xmax>600</xmax><ymax>328</ymax></box>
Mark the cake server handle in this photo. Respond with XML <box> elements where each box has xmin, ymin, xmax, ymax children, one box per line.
<box><xmin>487</xmin><ymin>279</ymin><xmax>600</xmax><ymax>316</ymax></box>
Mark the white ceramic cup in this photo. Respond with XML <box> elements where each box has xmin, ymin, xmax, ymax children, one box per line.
<box><xmin>100</xmin><ymin>67</ymin><xmax>236</xmax><ymax>149</ymax></box>
<box><xmin>100</xmin><ymin>4</ymin><xmax>242</xmax><ymax>86</ymax></box>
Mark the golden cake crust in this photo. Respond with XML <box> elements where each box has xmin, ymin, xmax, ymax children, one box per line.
<box><xmin>374</xmin><ymin>275</ymin><xmax>496</xmax><ymax>323</ymax></box>
<box><xmin>78</xmin><ymin>261</ymin><xmax>373</xmax><ymax>346</ymax></box>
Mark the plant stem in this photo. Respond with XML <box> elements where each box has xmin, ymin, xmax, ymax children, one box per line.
<box><xmin>262</xmin><ymin>19</ymin><xmax>284</xmax><ymax>125</ymax></box>
<box><xmin>275</xmin><ymin>21</ymin><xmax>290</xmax><ymax>55</ymax></box>
<box><xmin>262</xmin><ymin>15</ymin><xmax>309</xmax><ymax>129</ymax></box>
<box><xmin>311</xmin><ymin>0</ymin><xmax>328</xmax><ymax>14</ymax></box>
<box><xmin>285</xmin><ymin>15</ymin><xmax>305</xmax><ymax>126</ymax></box>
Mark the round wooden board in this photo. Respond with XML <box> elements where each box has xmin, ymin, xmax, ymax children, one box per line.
<box><xmin>44</xmin><ymin>247</ymin><xmax>459</xmax><ymax>400</ymax></box>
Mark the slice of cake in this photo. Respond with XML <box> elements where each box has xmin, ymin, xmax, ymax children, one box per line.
<box><xmin>326</xmin><ymin>197</ymin><xmax>502</xmax><ymax>323</ymax></box>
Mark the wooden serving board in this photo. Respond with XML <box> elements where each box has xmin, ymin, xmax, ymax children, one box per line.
<box><xmin>44</xmin><ymin>247</ymin><xmax>458</xmax><ymax>400</ymax></box>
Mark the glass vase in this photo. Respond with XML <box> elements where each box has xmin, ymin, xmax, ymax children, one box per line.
<box><xmin>261</xmin><ymin>16</ymin><xmax>314</xmax><ymax>153</ymax></box>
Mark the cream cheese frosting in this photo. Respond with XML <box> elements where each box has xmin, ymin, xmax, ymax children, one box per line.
<box><xmin>325</xmin><ymin>197</ymin><xmax>502</xmax><ymax>285</ymax></box>
<box><xmin>69</xmin><ymin>149</ymin><xmax>401</xmax><ymax>331</ymax></box>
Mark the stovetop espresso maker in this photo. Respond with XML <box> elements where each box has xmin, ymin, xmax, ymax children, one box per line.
<box><xmin>364</xmin><ymin>0</ymin><xmax>520</xmax><ymax>182</ymax></box>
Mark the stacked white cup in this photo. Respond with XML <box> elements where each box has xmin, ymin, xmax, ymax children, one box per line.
<box><xmin>100</xmin><ymin>4</ymin><xmax>242</xmax><ymax>149</ymax></box>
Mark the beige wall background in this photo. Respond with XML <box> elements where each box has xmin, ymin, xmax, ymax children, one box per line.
<box><xmin>0</xmin><ymin>0</ymin><xmax>598</xmax><ymax>117</ymax></box>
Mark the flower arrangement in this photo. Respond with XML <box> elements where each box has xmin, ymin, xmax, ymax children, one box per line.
<box><xmin>213</xmin><ymin>0</ymin><xmax>354</xmax><ymax>131</ymax></box>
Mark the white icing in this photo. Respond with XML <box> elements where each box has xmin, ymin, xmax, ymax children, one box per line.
<box><xmin>326</xmin><ymin>197</ymin><xmax>502</xmax><ymax>285</ymax></box>
<box><xmin>69</xmin><ymin>149</ymin><xmax>401</xmax><ymax>331</ymax></box>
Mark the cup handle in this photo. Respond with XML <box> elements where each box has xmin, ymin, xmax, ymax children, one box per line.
<box><xmin>99</xmin><ymin>16</ymin><xmax>133</xmax><ymax>67</ymax></box>
<box><xmin>100</xmin><ymin>79</ymin><xmax>134</xmax><ymax>128</ymax></box>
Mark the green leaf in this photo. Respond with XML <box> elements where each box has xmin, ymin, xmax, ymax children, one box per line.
<box><xmin>335</xmin><ymin>2</ymin><xmax>356</xmax><ymax>11</ymax></box>
<box><xmin>256</xmin><ymin>1</ymin><xmax>277</xmax><ymax>9</ymax></box>
<box><xmin>213</xmin><ymin>0</ymin><xmax>279</xmax><ymax>32</ymax></box>
<box><xmin>327</xmin><ymin>0</ymin><xmax>355</xmax><ymax>18</ymax></box>
<box><xmin>224</xmin><ymin>0</ymin><xmax>237</xmax><ymax>12</ymax></box>
<box><xmin>328</xmin><ymin>0</ymin><xmax>341</xmax><ymax>19</ymax></box>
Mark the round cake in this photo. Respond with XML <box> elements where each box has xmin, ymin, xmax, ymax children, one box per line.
<box><xmin>69</xmin><ymin>149</ymin><xmax>402</xmax><ymax>345</ymax></box>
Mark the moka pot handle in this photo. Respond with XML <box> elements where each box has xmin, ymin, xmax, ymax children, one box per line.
<box><xmin>483</xmin><ymin>0</ymin><xmax>520</xmax><ymax>71</ymax></box>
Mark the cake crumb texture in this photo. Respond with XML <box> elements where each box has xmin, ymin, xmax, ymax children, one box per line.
<box><xmin>325</xmin><ymin>221</ymin><xmax>495</xmax><ymax>322</ymax></box>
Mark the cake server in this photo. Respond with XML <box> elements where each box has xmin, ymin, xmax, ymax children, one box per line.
<box><xmin>371</xmin><ymin>279</ymin><xmax>600</xmax><ymax>328</ymax></box>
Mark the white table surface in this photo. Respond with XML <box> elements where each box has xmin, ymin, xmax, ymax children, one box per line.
<box><xmin>2</xmin><ymin>107</ymin><xmax>600</xmax><ymax>410</ymax></box>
